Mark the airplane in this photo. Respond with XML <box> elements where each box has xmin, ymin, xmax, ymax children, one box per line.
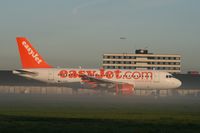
<box><xmin>13</xmin><ymin>37</ymin><xmax>182</xmax><ymax>95</ymax></box>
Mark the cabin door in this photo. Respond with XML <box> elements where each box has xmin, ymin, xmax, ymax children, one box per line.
<box><xmin>48</xmin><ymin>70</ymin><xmax>54</xmax><ymax>82</ymax></box>
<box><xmin>153</xmin><ymin>72</ymin><xmax>160</xmax><ymax>83</ymax></box>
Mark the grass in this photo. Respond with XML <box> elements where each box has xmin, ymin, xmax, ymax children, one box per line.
<box><xmin>0</xmin><ymin>94</ymin><xmax>200</xmax><ymax>133</ymax></box>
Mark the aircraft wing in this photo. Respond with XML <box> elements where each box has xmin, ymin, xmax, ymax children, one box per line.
<box><xmin>80</xmin><ymin>75</ymin><xmax>124</xmax><ymax>85</ymax></box>
<box><xmin>80</xmin><ymin>75</ymin><xmax>134</xmax><ymax>95</ymax></box>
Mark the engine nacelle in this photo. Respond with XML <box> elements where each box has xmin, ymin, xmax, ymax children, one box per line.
<box><xmin>115</xmin><ymin>84</ymin><xmax>134</xmax><ymax>95</ymax></box>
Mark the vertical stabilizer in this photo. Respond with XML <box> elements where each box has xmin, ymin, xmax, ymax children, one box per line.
<box><xmin>16</xmin><ymin>37</ymin><xmax>52</xmax><ymax>69</ymax></box>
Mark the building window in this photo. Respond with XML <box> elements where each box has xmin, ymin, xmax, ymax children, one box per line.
<box><xmin>148</xmin><ymin>57</ymin><xmax>155</xmax><ymax>59</ymax></box>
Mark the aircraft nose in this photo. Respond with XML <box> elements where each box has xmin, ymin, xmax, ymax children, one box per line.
<box><xmin>175</xmin><ymin>79</ymin><xmax>182</xmax><ymax>88</ymax></box>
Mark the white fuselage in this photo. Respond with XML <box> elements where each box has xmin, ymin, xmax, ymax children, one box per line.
<box><xmin>13</xmin><ymin>68</ymin><xmax>182</xmax><ymax>90</ymax></box>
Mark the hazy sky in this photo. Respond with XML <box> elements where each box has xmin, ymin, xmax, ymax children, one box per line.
<box><xmin>0</xmin><ymin>0</ymin><xmax>200</xmax><ymax>72</ymax></box>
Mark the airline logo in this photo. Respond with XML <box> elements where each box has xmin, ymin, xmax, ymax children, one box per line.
<box><xmin>58</xmin><ymin>69</ymin><xmax>153</xmax><ymax>80</ymax></box>
<box><xmin>22</xmin><ymin>41</ymin><xmax>42</xmax><ymax>64</ymax></box>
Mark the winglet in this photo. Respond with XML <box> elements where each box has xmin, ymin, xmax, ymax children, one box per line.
<box><xmin>16</xmin><ymin>37</ymin><xmax>52</xmax><ymax>69</ymax></box>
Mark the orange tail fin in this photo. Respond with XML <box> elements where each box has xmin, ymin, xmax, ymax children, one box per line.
<box><xmin>16</xmin><ymin>37</ymin><xmax>52</xmax><ymax>69</ymax></box>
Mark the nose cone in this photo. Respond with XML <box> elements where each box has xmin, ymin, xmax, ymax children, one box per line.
<box><xmin>174</xmin><ymin>79</ymin><xmax>182</xmax><ymax>88</ymax></box>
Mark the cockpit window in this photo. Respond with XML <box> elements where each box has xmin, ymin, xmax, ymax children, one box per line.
<box><xmin>166</xmin><ymin>75</ymin><xmax>173</xmax><ymax>78</ymax></box>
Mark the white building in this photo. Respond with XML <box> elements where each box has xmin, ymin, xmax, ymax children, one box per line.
<box><xmin>102</xmin><ymin>49</ymin><xmax>181</xmax><ymax>73</ymax></box>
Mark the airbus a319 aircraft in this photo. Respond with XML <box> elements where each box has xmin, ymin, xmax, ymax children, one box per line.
<box><xmin>13</xmin><ymin>37</ymin><xmax>182</xmax><ymax>95</ymax></box>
